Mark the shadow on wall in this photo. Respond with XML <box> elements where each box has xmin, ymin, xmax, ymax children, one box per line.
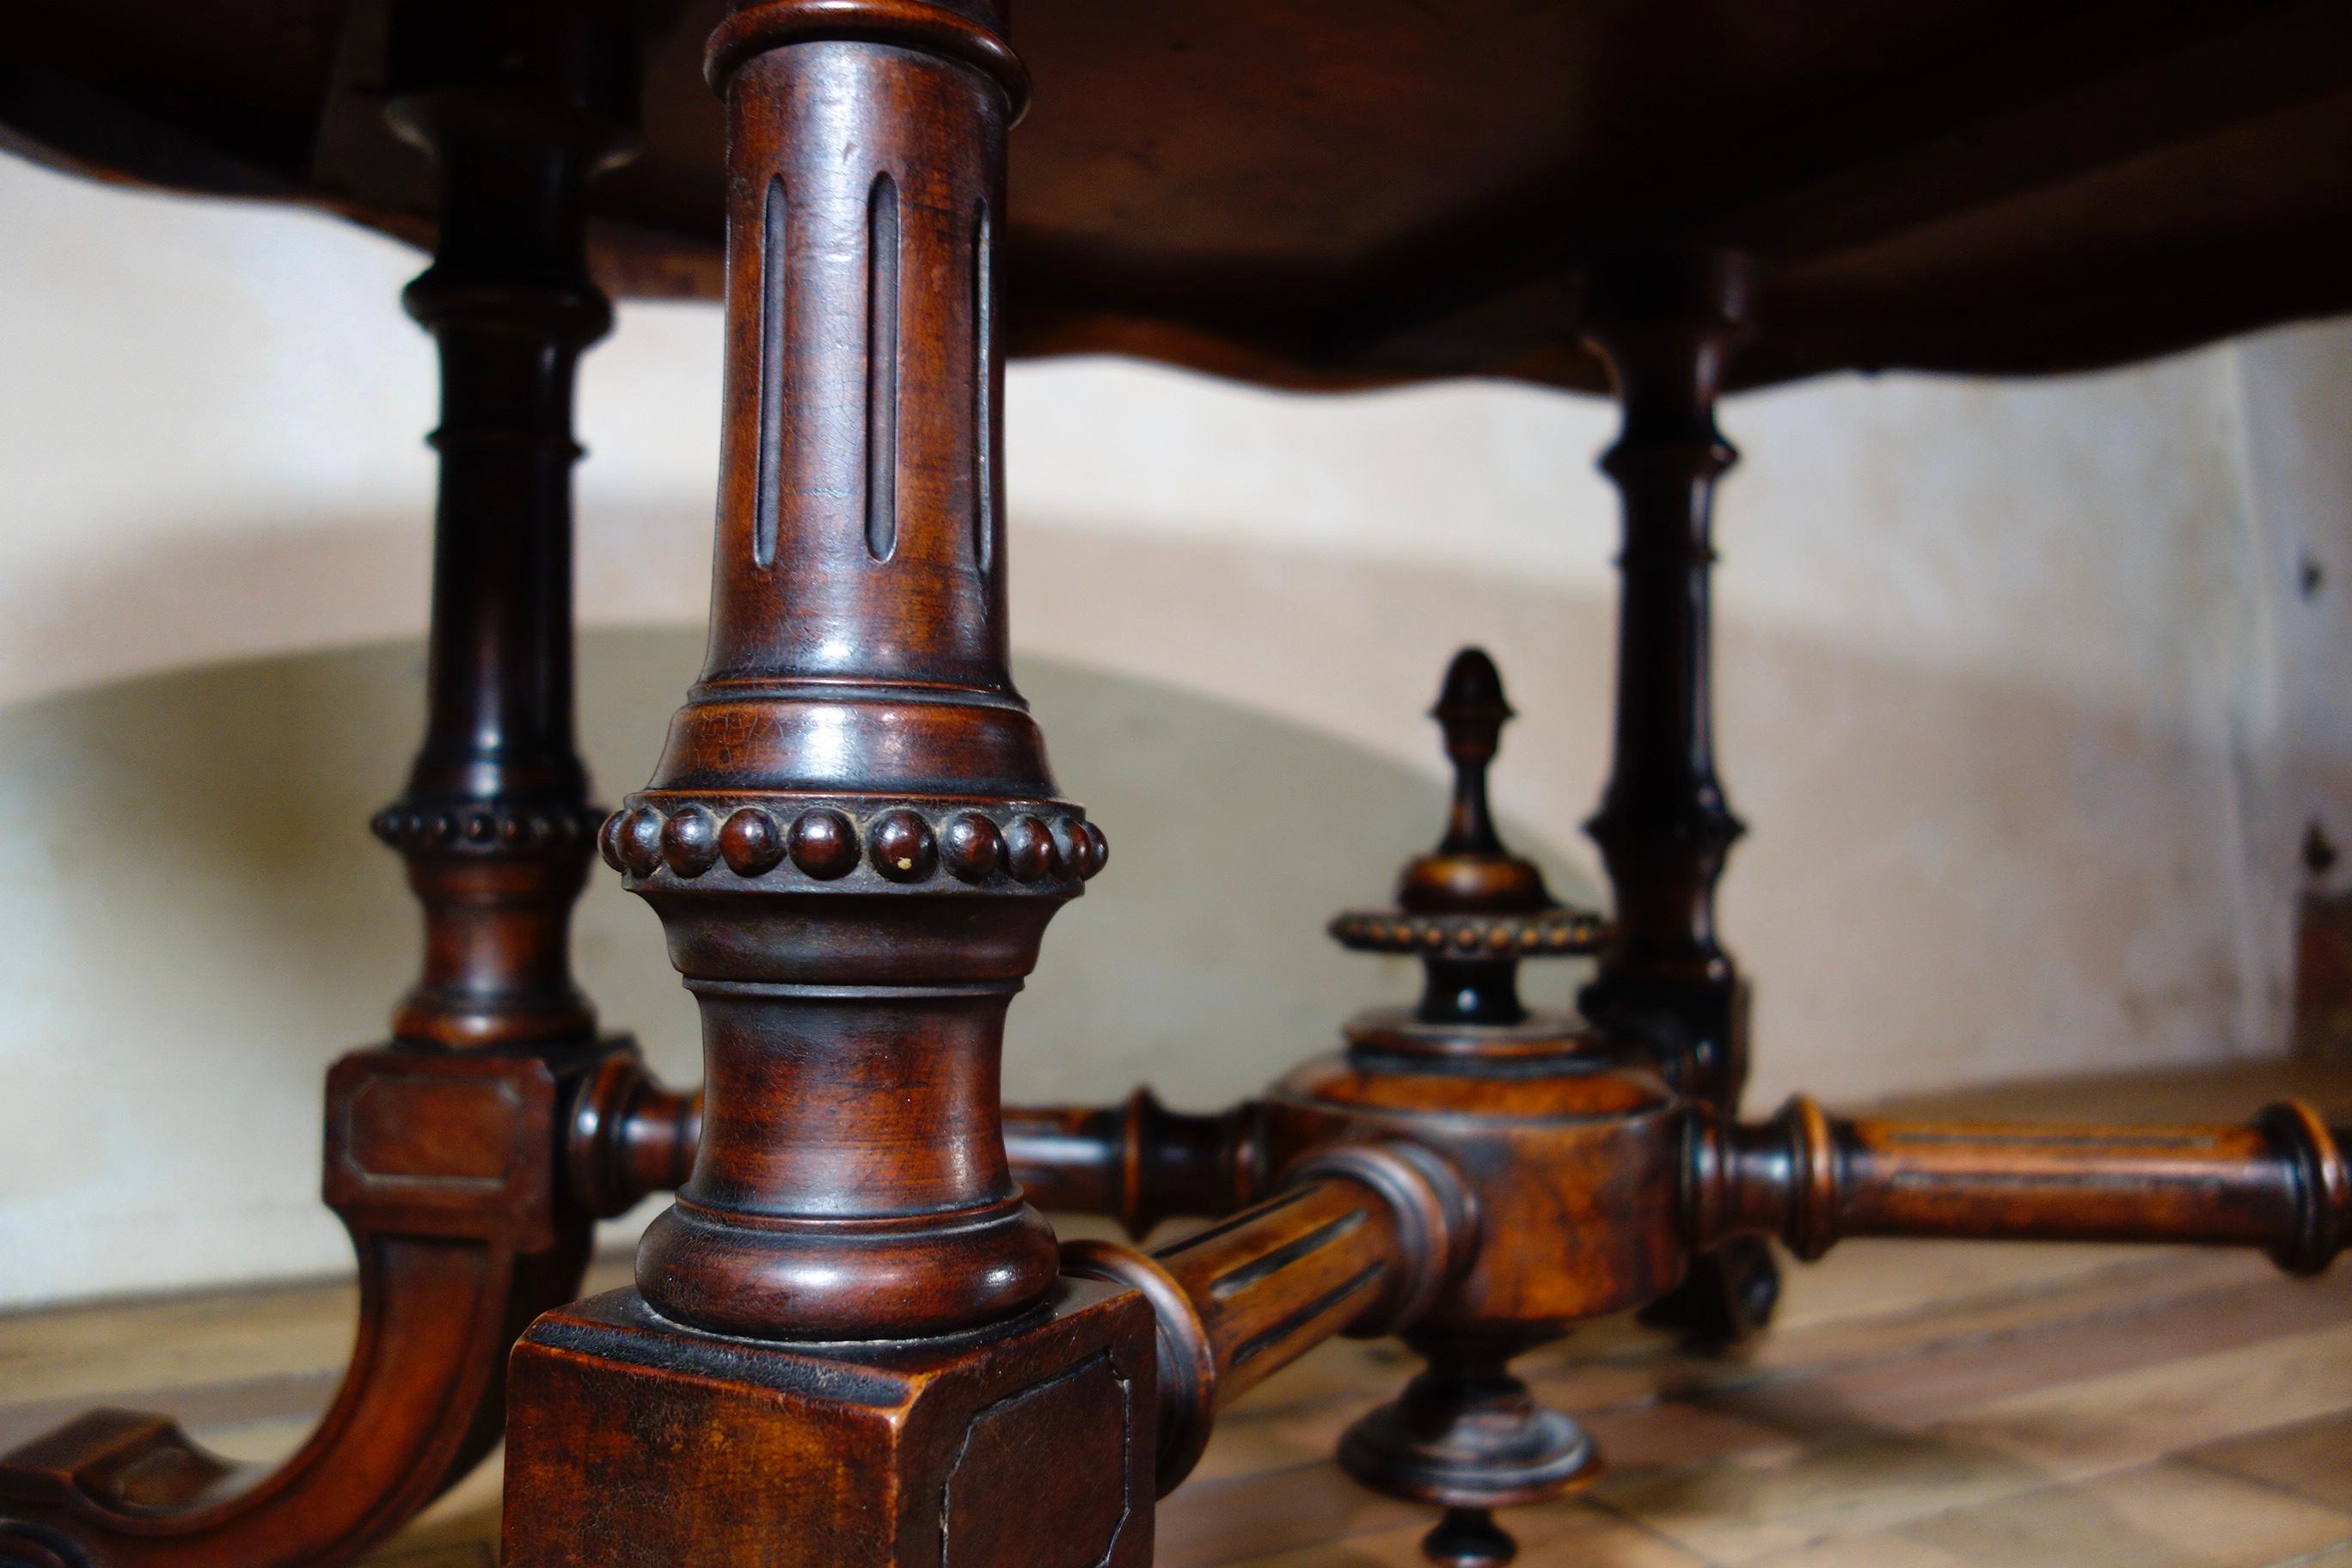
<box><xmin>1011</xmin><ymin>658</ymin><xmax>1604</xmax><ymax>1104</ymax></box>
<box><xmin>0</xmin><ymin>527</ymin><xmax>2314</xmax><ymax>1308</ymax></box>
<box><xmin>0</xmin><ymin>503</ymin><xmax>714</xmax><ymax>714</ymax></box>
<box><xmin>0</xmin><ymin>628</ymin><xmax>1592</xmax><ymax>1305</ymax></box>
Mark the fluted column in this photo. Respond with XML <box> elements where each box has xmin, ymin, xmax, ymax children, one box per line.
<box><xmin>597</xmin><ymin>0</ymin><xmax>1106</xmax><ymax>1342</ymax></box>
<box><xmin>505</xmin><ymin>14</ymin><xmax>1154</xmax><ymax>1560</ymax></box>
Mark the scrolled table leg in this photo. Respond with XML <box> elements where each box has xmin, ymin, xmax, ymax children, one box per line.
<box><xmin>0</xmin><ymin>7</ymin><xmax>659</xmax><ymax>1561</ymax></box>
<box><xmin>0</xmin><ymin>1044</ymin><xmax>619</xmax><ymax>1568</ymax></box>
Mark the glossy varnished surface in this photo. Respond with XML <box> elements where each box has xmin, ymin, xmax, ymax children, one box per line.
<box><xmin>9</xmin><ymin>1063</ymin><xmax>2350</xmax><ymax>1568</ymax></box>
<box><xmin>9</xmin><ymin>2</ymin><xmax>2352</xmax><ymax>390</ymax></box>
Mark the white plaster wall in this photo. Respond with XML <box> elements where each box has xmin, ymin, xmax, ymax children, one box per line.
<box><xmin>0</xmin><ymin>150</ymin><xmax>2344</xmax><ymax>1307</ymax></box>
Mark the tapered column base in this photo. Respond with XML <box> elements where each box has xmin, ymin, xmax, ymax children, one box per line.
<box><xmin>503</xmin><ymin>1280</ymin><xmax>1157</xmax><ymax>1567</ymax></box>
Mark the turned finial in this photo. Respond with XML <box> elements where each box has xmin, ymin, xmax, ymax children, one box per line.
<box><xmin>1399</xmin><ymin>649</ymin><xmax>1549</xmax><ymax>915</ymax></box>
<box><xmin>1329</xmin><ymin>649</ymin><xmax>1606</xmax><ymax>1026</ymax></box>
<box><xmin>1431</xmin><ymin>648</ymin><xmax>1511</xmax><ymax>857</ymax></box>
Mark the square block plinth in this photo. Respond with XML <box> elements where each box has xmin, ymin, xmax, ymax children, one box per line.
<box><xmin>503</xmin><ymin>1280</ymin><xmax>1157</xmax><ymax>1568</ymax></box>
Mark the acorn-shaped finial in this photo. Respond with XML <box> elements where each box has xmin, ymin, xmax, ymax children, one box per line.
<box><xmin>1431</xmin><ymin>649</ymin><xmax>1512</xmax><ymax>858</ymax></box>
<box><xmin>1326</xmin><ymin>648</ymin><xmax>1612</xmax><ymax>1028</ymax></box>
<box><xmin>1399</xmin><ymin>649</ymin><xmax>1550</xmax><ymax>915</ymax></box>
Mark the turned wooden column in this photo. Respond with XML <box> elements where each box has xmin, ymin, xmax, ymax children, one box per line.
<box><xmin>1579</xmin><ymin>251</ymin><xmax>1781</xmax><ymax>1347</ymax></box>
<box><xmin>373</xmin><ymin>2</ymin><xmax>636</xmax><ymax>1050</ymax></box>
<box><xmin>1690</xmin><ymin>1098</ymin><xmax>2352</xmax><ymax>1272</ymax></box>
<box><xmin>588</xmin><ymin>0</ymin><xmax>1107</xmax><ymax>1343</ymax></box>
<box><xmin>1579</xmin><ymin>251</ymin><xmax>1750</xmax><ymax>1111</ymax></box>
<box><xmin>509</xmin><ymin>13</ymin><xmax>1152</xmax><ymax>1563</ymax></box>
<box><xmin>1004</xmin><ymin>1089</ymin><xmax>1268</xmax><ymax>1237</ymax></box>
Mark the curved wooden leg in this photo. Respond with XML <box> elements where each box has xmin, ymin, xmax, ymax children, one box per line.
<box><xmin>0</xmin><ymin>6</ymin><xmax>659</xmax><ymax>1562</ymax></box>
<box><xmin>0</xmin><ymin>1049</ymin><xmax>595</xmax><ymax>1568</ymax></box>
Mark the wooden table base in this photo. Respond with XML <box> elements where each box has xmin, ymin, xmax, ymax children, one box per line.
<box><xmin>5</xmin><ymin>1065</ymin><xmax>2347</xmax><ymax>1568</ymax></box>
<box><xmin>5</xmin><ymin>3</ymin><xmax>2351</xmax><ymax>1567</ymax></box>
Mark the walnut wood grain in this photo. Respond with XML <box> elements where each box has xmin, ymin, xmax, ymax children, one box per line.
<box><xmin>564</xmin><ymin>1053</ymin><xmax>701</xmax><ymax>1219</ymax></box>
<box><xmin>18</xmin><ymin>6</ymin><xmax>2352</xmax><ymax>1567</ymax></box>
<box><xmin>589</xmin><ymin>0</ymin><xmax>1101</xmax><ymax>1344</ymax></box>
<box><xmin>500</xmin><ymin>11</ymin><xmax>1164</xmax><ymax>1560</ymax></box>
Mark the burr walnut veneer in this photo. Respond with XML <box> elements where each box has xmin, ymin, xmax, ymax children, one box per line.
<box><xmin>4</xmin><ymin>3</ymin><xmax>2351</xmax><ymax>1566</ymax></box>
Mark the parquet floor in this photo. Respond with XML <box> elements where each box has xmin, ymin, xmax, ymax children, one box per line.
<box><xmin>4</xmin><ymin>1062</ymin><xmax>2350</xmax><ymax>1566</ymax></box>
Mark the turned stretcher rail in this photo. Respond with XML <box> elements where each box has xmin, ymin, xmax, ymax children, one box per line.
<box><xmin>587</xmin><ymin>1085</ymin><xmax>1271</xmax><ymax>1232</ymax></box>
<box><xmin>612</xmin><ymin>1084</ymin><xmax>2352</xmax><ymax>1282</ymax></box>
<box><xmin>1691</xmin><ymin>1096</ymin><xmax>2351</xmax><ymax>1272</ymax></box>
<box><xmin>1002</xmin><ymin>1089</ymin><xmax>1270</xmax><ymax>1235</ymax></box>
<box><xmin>1064</xmin><ymin>1142</ymin><xmax>1475</xmax><ymax>1494</ymax></box>
<box><xmin>566</xmin><ymin>1055</ymin><xmax>702</xmax><ymax>1218</ymax></box>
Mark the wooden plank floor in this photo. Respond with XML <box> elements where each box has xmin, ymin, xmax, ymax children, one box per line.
<box><xmin>4</xmin><ymin>1061</ymin><xmax>2350</xmax><ymax>1566</ymax></box>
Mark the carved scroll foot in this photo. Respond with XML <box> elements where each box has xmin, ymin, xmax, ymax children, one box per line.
<box><xmin>0</xmin><ymin>1044</ymin><xmax>622</xmax><ymax>1568</ymax></box>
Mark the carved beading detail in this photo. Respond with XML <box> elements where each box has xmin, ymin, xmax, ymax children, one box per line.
<box><xmin>1329</xmin><ymin>909</ymin><xmax>1608</xmax><ymax>958</ymax></box>
<box><xmin>599</xmin><ymin>798</ymin><xmax>1107</xmax><ymax>889</ymax></box>
<box><xmin>374</xmin><ymin>799</ymin><xmax>606</xmax><ymax>855</ymax></box>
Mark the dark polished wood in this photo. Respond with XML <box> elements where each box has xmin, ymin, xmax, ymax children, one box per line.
<box><xmin>1693</xmin><ymin>1096</ymin><xmax>2352</xmax><ymax>1271</ymax></box>
<box><xmin>0</xmin><ymin>8</ymin><xmax>652</xmax><ymax>1565</ymax></box>
<box><xmin>564</xmin><ymin>1051</ymin><xmax>702</xmax><ymax>1219</ymax></box>
<box><xmin>503</xmin><ymin>1277</ymin><xmax>1157</xmax><ymax>1568</ymax></box>
<box><xmin>1577</xmin><ymin>250</ymin><xmax>1785</xmax><ymax>1349</ymax></box>
<box><xmin>12</xmin><ymin>6</ymin><xmax>2352</xmax><ymax>1568</ymax></box>
<box><xmin>975</xmin><ymin>654</ymin><xmax>2352</xmax><ymax>1566</ymax></box>
<box><xmin>375</xmin><ymin>2</ymin><xmax>634</xmax><ymax>1053</ymax></box>
<box><xmin>1579</xmin><ymin>252</ymin><xmax>1749</xmax><ymax>1112</ymax></box>
<box><xmin>1003</xmin><ymin>1089</ymin><xmax>1269</xmax><ymax>1240</ymax></box>
<box><xmin>585</xmin><ymin>0</ymin><xmax>1099</xmax><ymax>1346</ymax></box>
<box><xmin>0</xmin><ymin>1050</ymin><xmax>590</xmax><ymax>1568</ymax></box>
<box><xmin>1065</xmin><ymin>1142</ymin><xmax>1475</xmax><ymax>1495</ymax></box>
<box><xmin>503</xmin><ymin>5</ymin><xmax>1147</xmax><ymax>1561</ymax></box>
<box><xmin>13</xmin><ymin>3</ymin><xmax>2352</xmax><ymax>392</ymax></box>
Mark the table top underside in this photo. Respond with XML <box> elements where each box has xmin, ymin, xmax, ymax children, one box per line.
<box><xmin>9</xmin><ymin>0</ymin><xmax>2352</xmax><ymax>395</ymax></box>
